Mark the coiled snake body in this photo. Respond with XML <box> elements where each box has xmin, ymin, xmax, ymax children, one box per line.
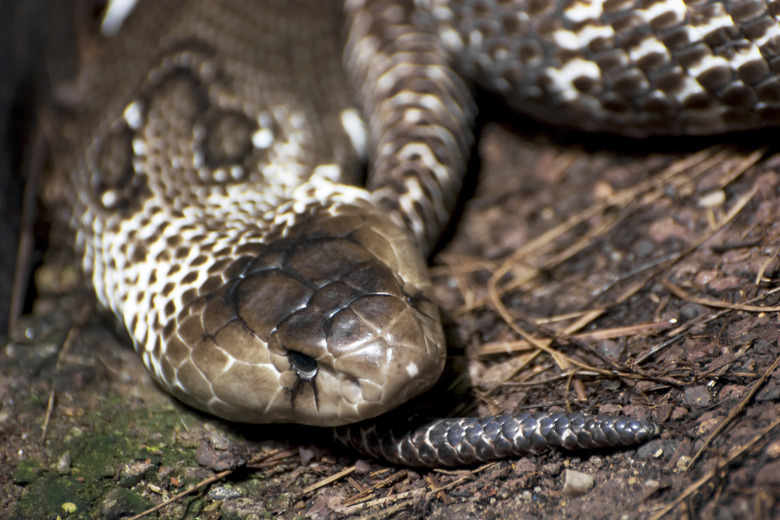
<box><xmin>52</xmin><ymin>0</ymin><xmax>780</xmax><ymax>466</ymax></box>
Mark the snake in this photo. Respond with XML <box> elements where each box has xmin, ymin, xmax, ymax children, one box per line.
<box><xmin>51</xmin><ymin>0</ymin><xmax>780</xmax><ymax>467</ymax></box>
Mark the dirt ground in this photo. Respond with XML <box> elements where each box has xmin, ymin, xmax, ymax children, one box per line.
<box><xmin>2</xmin><ymin>5</ymin><xmax>780</xmax><ymax>520</ymax></box>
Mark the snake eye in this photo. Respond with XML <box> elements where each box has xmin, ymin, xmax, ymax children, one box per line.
<box><xmin>288</xmin><ymin>351</ymin><xmax>318</xmax><ymax>380</ymax></box>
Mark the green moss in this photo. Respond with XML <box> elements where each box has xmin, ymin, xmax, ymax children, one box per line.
<box><xmin>15</xmin><ymin>470</ymin><xmax>91</xmax><ymax>520</ymax></box>
<box><xmin>13</xmin><ymin>459</ymin><xmax>43</xmax><ymax>485</ymax></box>
<box><xmin>12</xmin><ymin>397</ymin><xmax>205</xmax><ymax>519</ymax></box>
<box><xmin>100</xmin><ymin>488</ymin><xmax>154</xmax><ymax>519</ymax></box>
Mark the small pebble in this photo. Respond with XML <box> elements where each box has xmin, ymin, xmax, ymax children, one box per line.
<box><xmin>561</xmin><ymin>469</ymin><xmax>594</xmax><ymax>497</ymax></box>
<box><xmin>208</xmin><ymin>486</ymin><xmax>242</xmax><ymax>501</ymax></box>
<box><xmin>698</xmin><ymin>189</ymin><xmax>725</xmax><ymax>207</ymax></box>
<box><xmin>676</xmin><ymin>455</ymin><xmax>692</xmax><ymax>471</ymax></box>
<box><xmin>57</xmin><ymin>453</ymin><xmax>72</xmax><ymax>475</ymax></box>
<box><xmin>683</xmin><ymin>386</ymin><xmax>712</xmax><ymax>408</ymax></box>
<box><xmin>117</xmin><ymin>461</ymin><xmax>155</xmax><ymax>488</ymax></box>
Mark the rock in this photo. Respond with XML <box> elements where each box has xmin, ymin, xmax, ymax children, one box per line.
<box><xmin>561</xmin><ymin>469</ymin><xmax>594</xmax><ymax>497</ymax></box>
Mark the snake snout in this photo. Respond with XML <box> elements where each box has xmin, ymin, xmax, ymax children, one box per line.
<box><xmin>254</xmin><ymin>206</ymin><xmax>448</xmax><ymax>426</ymax></box>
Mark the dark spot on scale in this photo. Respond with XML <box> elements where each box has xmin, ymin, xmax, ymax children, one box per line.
<box><xmin>190</xmin><ymin>254</ymin><xmax>208</xmax><ymax>267</ymax></box>
<box><xmin>202</xmin><ymin>109</ymin><xmax>257</xmax><ymax>167</ymax></box>
<box><xmin>132</xmin><ymin>244</ymin><xmax>148</xmax><ymax>263</ymax></box>
<box><xmin>161</xmin><ymin>282</ymin><xmax>175</xmax><ymax>297</ymax></box>
<box><xmin>650</xmin><ymin>10</ymin><xmax>681</xmax><ymax>30</ymax></box>
<box><xmin>181</xmin><ymin>288</ymin><xmax>197</xmax><ymax>303</ymax></box>
<box><xmin>181</xmin><ymin>272</ymin><xmax>198</xmax><ymax>285</ymax></box>
<box><xmin>573</xmin><ymin>74</ymin><xmax>597</xmax><ymax>94</ymax></box>
<box><xmin>200</xmin><ymin>275</ymin><xmax>222</xmax><ymax>294</ymax></box>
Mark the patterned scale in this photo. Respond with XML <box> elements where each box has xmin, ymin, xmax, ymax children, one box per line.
<box><xmin>49</xmin><ymin>0</ymin><xmax>780</xmax><ymax>466</ymax></box>
<box><xmin>427</xmin><ymin>0</ymin><xmax>780</xmax><ymax>135</ymax></box>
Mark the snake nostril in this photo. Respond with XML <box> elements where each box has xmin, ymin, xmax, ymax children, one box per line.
<box><xmin>288</xmin><ymin>350</ymin><xmax>318</xmax><ymax>380</ymax></box>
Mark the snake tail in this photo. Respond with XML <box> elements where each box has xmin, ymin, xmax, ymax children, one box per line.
<box><xmin>335</xmin><ymin>412</ymin><xmax>659</xmax><ymax>467</ymax></box>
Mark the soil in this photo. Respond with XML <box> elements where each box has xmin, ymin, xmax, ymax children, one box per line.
<box><xmin>1</xmin><ymin>5</ymin><xmax>779</xmax><ymax>520</ymax></box>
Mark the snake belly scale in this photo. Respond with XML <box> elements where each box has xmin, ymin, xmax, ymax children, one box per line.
<box><xmin>49</xmin><ymin>0</ymin><xmax>780</xmax><ymax>466</ymax></box>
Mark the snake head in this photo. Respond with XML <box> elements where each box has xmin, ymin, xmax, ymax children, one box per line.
<box><xmin>157</xmin><ymin>191</ymin><xmax>446</xmax><ymax>426</ymax></box>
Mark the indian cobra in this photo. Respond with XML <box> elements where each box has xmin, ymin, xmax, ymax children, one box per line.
<box><xmin>51</xmin><ymin>0</ymin><xmax>780</xmax><ymax>467</ymax></box>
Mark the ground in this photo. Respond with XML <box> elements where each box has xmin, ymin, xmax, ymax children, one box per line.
<box><xmin>1</xmin><ymin>5</ymin><xmax>780</xmax><ymax>520</ymax></box>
